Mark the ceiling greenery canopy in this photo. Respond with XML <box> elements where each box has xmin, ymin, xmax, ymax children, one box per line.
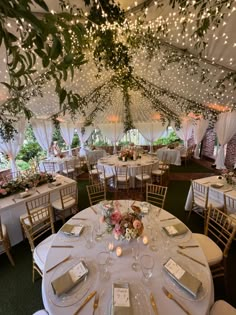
<box><xmin>0</xmin><ymin>0</ymin><xmax>236</xmax><ymax>140</ymax></box>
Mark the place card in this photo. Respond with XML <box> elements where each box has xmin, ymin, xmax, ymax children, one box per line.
<box><xmin>163</xmin><ymin>258</ymin><xmax>202</xmax><ymax>298</ymax></box>
<box><xmin>112</xmin><ymin>282</ymin><xmax>131</xmax><ymax>315</ymax></box>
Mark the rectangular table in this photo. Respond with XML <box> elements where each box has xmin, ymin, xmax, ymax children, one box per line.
<box><xmin>184</xmin><ymin>175</ymin><xmax>235</xmax><ymax>211</ymax></box>
<box><xmin>0</xmin><ymin>175</ymin><xmax>76</xmax><ymax>246</ymax></box>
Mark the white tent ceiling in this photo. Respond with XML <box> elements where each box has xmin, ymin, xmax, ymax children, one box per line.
<box><xmin>1</xmin><ymin>0</ymin><xmax>236</xmax><ymax>126</ymax></box>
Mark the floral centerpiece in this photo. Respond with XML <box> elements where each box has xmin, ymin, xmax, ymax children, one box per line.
<box><xmin>0</xmin><ymin>172</ymin><xmax>54</xmax><ymax>198</ymax></box>
<box><xmin>100</xmin><ymin>202</ymin><xmax>143</xmax><ymax>241</ymax></box>
<box><xmin>221</xmin><ymin>169</ymin><xmax>236</xmax><ymax>185</ymax></box>
<box><xmin>118</xmin><ymin>148</ymin><xmax>140</xmax><ymax>161</ymax></box>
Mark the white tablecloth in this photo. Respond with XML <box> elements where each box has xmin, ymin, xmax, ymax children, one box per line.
<box><xmin>184</xmin><ymin>175</ymin><xmax>236</xmax><ymax>211</ymax></box>
<box><xmin>156</xmin><ymin>148</ymin><xmax>181</xmax><ymax>166</ymax></box>
<box><xmin>42</xmin><ymin>200</ymin><xmax>213</xmax><ymax>315</ymax></box>
<box><xmin>0</xmin><ymin>175</ymin><xmax>76</xmax><ymax>246</ymax></box>
<box><xmin>97</xmin><ymin>154</ymin><xmax>159</xmax><ymax>188</ymax></box>
<box><xmin>39</xmin><ymin>157</ymin><xmax>75</xmax><ymax>173</ymax></box>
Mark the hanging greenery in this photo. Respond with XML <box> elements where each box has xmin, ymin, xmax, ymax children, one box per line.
<box><xmin>0</xmin><ymin>0</ymin><xmax>235</xmax><ymax>140</ymax></box>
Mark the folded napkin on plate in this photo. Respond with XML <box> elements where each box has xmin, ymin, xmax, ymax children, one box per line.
<box><xmin>140</xmin><ymin>202</ymin><xmax>150</xmax><ymax>214</ymax></box>
<box><xmin>50</xmin><ymin>181</ymin><xmax>62</xmax><ymax>187</ymax></box>
<box><xmin>210</xmin><ymin>182</ymin><xmax>224</xmax><ymax>188</ymax></box>
<box><xmin>19</xmin><ymin>191</ymin><xmax>31</xmax><ymax>198</ymax></box>
<box><xmin>163</xmin><ymin>258</ymin><xmax>202</xmax><ymax>298</ymax></box>
<box><xmin>163</xmin><ymin>223</ymin><xmax>188</xmax><ymax>237</ymax></box>
<box><xmin>51</xmin><ymin>260</ymin><xmax>88</xmax><ymax>296</ymax></box>
<box><xmin>61</xmin><ymin>224</ymin><xmax>84</xmax><ymax>236</ymax></box>
<box><xmin>112</xmin><ymin>282</ymin><xmax>132</xmax><ymax>315</ymax></box>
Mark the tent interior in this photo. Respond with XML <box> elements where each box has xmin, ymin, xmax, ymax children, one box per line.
<box><xmin>0</xmin><ymin>0</ymin><xmax>236</xmax><ymax>127</ymax></box>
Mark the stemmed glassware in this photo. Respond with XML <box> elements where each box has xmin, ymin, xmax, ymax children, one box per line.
<box><xmin>131</xmin><ymin>237</ymin><xmax>140</xmax><ymax>271</ymax></box>
<box><xmin>98</xmin><ymin>251</ymin><xmax>110</xmax><ymax>281</ymax></box>
<box><xmin>140</xmin><ymin>254</ymin><xmax>154</xmax><ymax>282</ymax></box>
<box><xmin>83</xmin><ymin>225</ymin><xmax>94</xmax><ymax>249</ymax></box>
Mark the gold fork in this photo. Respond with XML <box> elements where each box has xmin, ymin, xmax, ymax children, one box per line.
<box><xmin>92</xmin><ymin>293</ymin><xmax>99</xmax><ymax>315</ymax></box>
<box><xmin>162</xmin><ymin>287</ymin><xmax>191</xmax><ymax>315</ymax></box>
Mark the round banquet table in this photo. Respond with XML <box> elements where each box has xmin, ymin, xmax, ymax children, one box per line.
<box><xmin>156</xmin><ymin>148</ymin><xmax>181</xmax><ymax>166</ymax></box>
<box><xmin>42</xmin><ymin>200</ymin><xmax>214</xmax><ymax>315</ymax></box>
<box><xmin>97</xmin><ymin>154</ymin><xmax>159</xmax><ymax>188</ymax></box>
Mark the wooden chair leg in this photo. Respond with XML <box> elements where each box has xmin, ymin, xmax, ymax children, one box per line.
<box><xmin>3</xmin><ymin>239</ymin><xmax>15</xmax><ymax>266</ymax></box>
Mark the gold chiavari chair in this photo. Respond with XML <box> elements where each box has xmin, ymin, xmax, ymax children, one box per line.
<box><xmin>51</xmin><ymin>184</ymin><xmax>78</xmax><ymax>223</ymax></box>
<box><xmin>0</xmin><ymin>216</ymin><xmax>15</xmax><ymax>266</ymax></box>
<box><xmin>86</xmin><ymin>160</ymin><xmax>99</xmax><ymax>184</ymax></box>
<box><xmin>42</xmin><ymin>161</ymin><xmax>57</xmax><ymax>174</ymax></box>
<box><xmin>62</xmin><ymin>159</ymin><xmax>76</xmax><ymax>179</ymax></box>
<box><xmin>210</xmin><ymin>300</ymin><xmax>236</xmax><ymax>315</ymax></box>
<box><xmin>146</xmin><ymin>183</ymin><xmax>168</xmax><ymax>209</ymax></box>
<box><xmin>21</xmin><ymin>205</ymin><xmax>55</xmax><ymax>282</ymax></box>
<box><xmin>86</xmin><ymin>183</ymin><xmax>106</xmax><ymax>206</ymax></box>
<box><xmin>115</xmin><ymin>165</ymin><xmax>130</xmax><ymax>194</ymax></box>
<box><xmin>193</xmin><ymin>205</ymin><xmax>236</xmax><ymax>278</ymax></box>
<box><xmin>135</xmin><ymin>164</ymin><xmax>152</xmax><ymax>193</ymax></box>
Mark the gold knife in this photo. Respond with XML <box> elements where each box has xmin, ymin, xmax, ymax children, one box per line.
<box><xmin>73</xmin><ymin>291</ymin><xmax>96</xmax><ymax>315</ymax></box>
<box><xmin>150</xmin><ymin>293</ymin><xmax>159</xmax><ymax>315</ymax></box>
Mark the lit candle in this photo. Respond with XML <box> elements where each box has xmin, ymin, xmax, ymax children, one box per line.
<box><xmin>25</xmin><ymin>188</ymin><xmax>29</xmax><ymax>192</ymax></box>
<box><xmin>116</xmin><ymin>246</ymin><xmax>122</xmax><ymax>257</ymax></box>
<box><xmin>142</xmin><ymin>235</ymin><xmax>149</xmax><ymax>245</ymax></box>
<box><xmin>108</xmin><ymin>242</ymin><xmax>114</xmax><ymax>252</ymax></box>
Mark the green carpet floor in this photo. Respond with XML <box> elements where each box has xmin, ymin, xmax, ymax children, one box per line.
<box><xmin>0</xmin><ymin>161</ymin><xmax>235</xmax><ymax>314</ymax></box>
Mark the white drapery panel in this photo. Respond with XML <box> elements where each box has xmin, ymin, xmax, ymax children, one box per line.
<box><xmin>135</xmin><ymin>121</ymin><xmax>167</xmax><ymax>152</ymax></box>
<box><xmin>0</xmin><ymin>118</ymin><xmax>26</xmax><ymax>174</ymax></box>
<box><xmin>60</xmin><ymin>122</ymin><xmax>75</xmax><ymax>156</ymax></box>
<box><xmin>172</xmin><ymin>118</ymin><xmax>194</xmax><ymax>148</ymax></box>
<box><xmin>76</xmin><ymin>123</ymin><xmax>94</xmax><ymax>156</ymax></box>
<box><xmin>215</xmin><ymin>111</ymin><xmax>236</xmax><ymax>169</ymax></box>
<box><xmin>98</xmin><ymin>123</ymin><xmax>124</xmax><ymax>153</ymax></box>
<box><xmin>31</xmin><ymin>118</ymin><xmax>54</xmax><ymax>158</ymax></box>
<box><xmin>193</xmin><ymin>118</ymin><xmax>209</xmax><ymax>159</ymax></box>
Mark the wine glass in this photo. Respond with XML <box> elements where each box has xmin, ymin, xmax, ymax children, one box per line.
<box><xmin>83</xmin><ymin>225</ymin><xmax>94</xmax><ymax>249</ymax></box>
<box><xmin>131</xmin><ymin>237</ymin><xmax>140</xmax><ymax>271</ymax></box>
<box><xmin>140</xmin><ymin>254</ymin><xmax>154</xmax><ymax>282</ymax></box>
<box><xmin>98</xmin><ymin>251</ymin><xmax>110</xmax><ymax>281</ymax></box>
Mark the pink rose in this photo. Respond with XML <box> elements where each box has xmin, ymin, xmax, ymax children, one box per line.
<box><xmin>100</xmin><ymin>216</ymin><xmax>105</xmax><ymax>223</ymax></box>
<box><xmin>110</xmin><ymin>210</ymin><xmax>122</xmax><ymax>225</ymax></box>
<box><xmin>0</xmin><ymin>188</ymin><xmax>7</xmax><ymax>195</ymax></box>
<box><xmin>133</xmin><ymin>219</ymin><xmax>142</xmax><ymax>230</ymax></box>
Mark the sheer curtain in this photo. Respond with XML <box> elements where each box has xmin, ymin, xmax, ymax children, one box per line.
<box><xmin>172</xmin><ymin>118</ymin><xmax>194</xmax><ymax>148</ymax></box>
<box><xmin>135</xmin><ymin>121</ymin><xmax>167</xmax><ymax>152</ymax></box>
<box><xmin>60</xmin><ymin>122</ymin><xmax>75</xmax><ymax>156</ymax></box>
<box><xmin>76</xmin><ymin>123</ymin><xmax>94</xmax><ymax>156</ymax></box>
<box><xmin>215</xmin><ymin>111</ymin><xmax>236</xmax><ymax>169</ymax></box>
<box><xmin>193</xmin><ymin>118</ymin><xmax>209</xmax><ymax>159</ymax></box>
<box><xmin>31</xmin><ymin>118</ymin><xmax>54</xmax><ymax>158</ymax></box>
<box><xmin>98</xmin><ymin>123</ymin><xmax>124</xmax><ymax>153</ymax></box>
<box><xmin>0</xmin><ymin>118</ymin><xmax>26</xmax><ymax>175</ymax></box>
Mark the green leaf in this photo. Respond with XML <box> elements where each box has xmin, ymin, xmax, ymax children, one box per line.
<box><xmin>59</xmin><ymin>89</ymin><xmax>67</xmax><ymax>104</ymax></box>
<box><xmin>33</xmin><ymin>0</ymin><xmax>49</xmax><ymax>12</ymax></box>
<box><xmin>64</xmin><ymin>54</ymin><xmax>73</xmax><ymax>64</ymax></box>
<box><xmin>50</xmin><ymin>36</ymin><xmax>62</xmax><ymax>60</ymax></box>
<box><xmin>42</xmin><ymin>55</ymin><xmax>50</xmax><ymax>67</ymax></box>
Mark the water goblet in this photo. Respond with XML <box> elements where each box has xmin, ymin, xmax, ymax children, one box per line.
<box><xmin>140</xmin><ymin>254</ymin><xmax>154</xmax><ymax>282</ymax></box>
<box><xmin>98</xmin><ymin>251</ymin><xmax>110</xmax><ymax>281</ymax></box>
<box><xmin>94</xmin><ymin>222</ymin><xmax>103</xmax><ymax>241</ymax></box>
<box><xmin>83</xmin><ymin>225</ymin><xmax>94</xmax><ymax>249</ymax></box>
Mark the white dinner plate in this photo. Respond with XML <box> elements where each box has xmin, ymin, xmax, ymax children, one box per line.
<box><xmin>106</xmin><ymin>280</ymin><xmax>152</xmax><ymax>315</ymax></box>
<box><xmin>162</xmin><ymin>256</ymin><xmax>209</xmax><ymax>301</ymax></box>
<box><xmin>47</xmin><ymin>258</ymin><xmax>97</xmax><ymax>307</ymax></box>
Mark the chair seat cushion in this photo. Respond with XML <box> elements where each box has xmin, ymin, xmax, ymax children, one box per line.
<box><xmin>193</xmin><ymin>233</ymin><xmax>223</xmax><ymax>266</ymax></box>
<box><xmin>117</xmin><ymin>175</ymin><xmax>130</xmax><ymax>182</ymax></box>
<box><xmin>135</xmin><ymin>174</ymin><xmax>151</xmax><ymax>181</ymax></box>
<box><xmin>33</xmin><ymin>234</ymin><xmax>56</xmax><ymax>272</ymax></box>
<box><xmin>210</xmin><ymin>300</ymin><xmax>236</xmax><ymax>315</ymax></box>
<box><xmin>152</xmin><ymin>170</ymin><xmax>165</xmax><ymax>176</ymax></box>
<box><xmin>20</xmin><ymin>207</ymin><xmax>46</xmax><ymax>226</ymax></box>
<box><xmin>33</xmin><ymin>310</ymin><xmax>49</xmax><ymax>315</ymax></box>
<box><xmin>52</xmin><ymin>197</ymin><xmax>76</xmax><ymax>211</ymax></box>
<box><xmin>194</xmin><ymin>198</ymin><xmax>224</xmax><ymax>210</ymax></box>
<box><xmin>62</xmin><ymin>168</ymin><xmax>74</xmax><ymax>174</ymax></box>
<box><xmin>89</xmin><ymin>169</ymin><xmax>99</xmax><ymax>175</ymax></box>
